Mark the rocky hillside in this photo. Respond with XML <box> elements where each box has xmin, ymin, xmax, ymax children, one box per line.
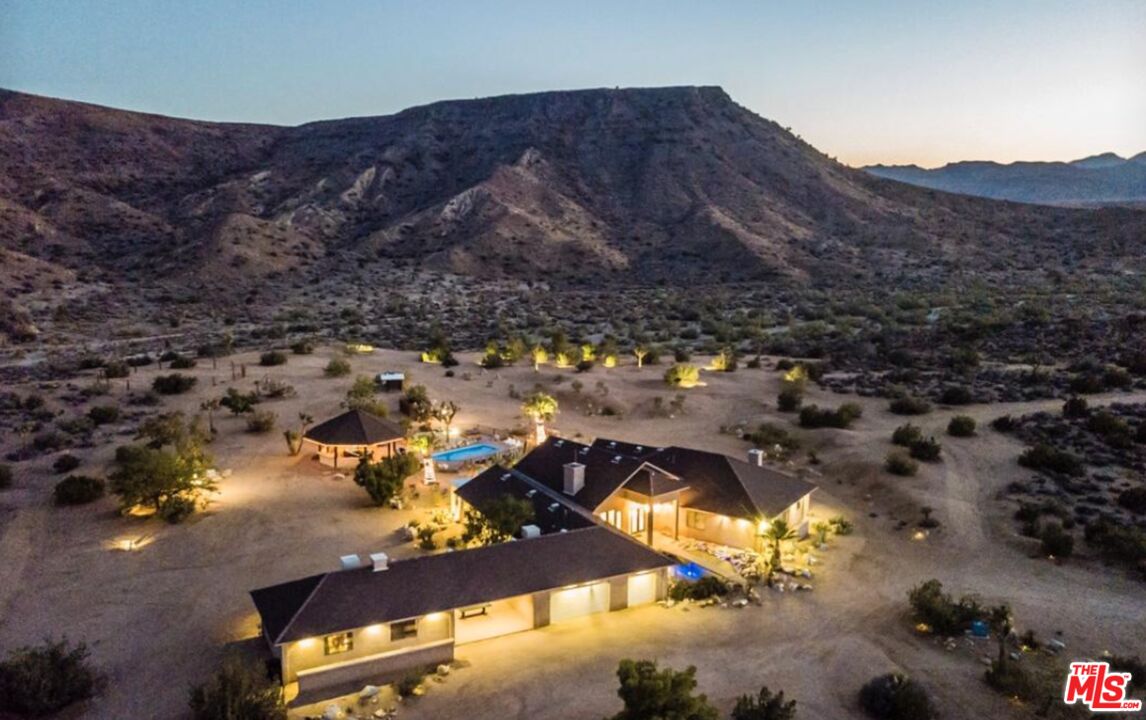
<box><xmin>2</xmin><ymin>86</ymin><xmax>1145</xmax><ymax>342</ymax></box>
<box><xmin>866</xmin><ymin>153</ymin><xmax>1146</xmax><ymax>206</ymax></box>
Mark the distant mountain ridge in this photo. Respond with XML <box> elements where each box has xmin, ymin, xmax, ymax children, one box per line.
<box><xmin>865</xmin><ymin>152</ymin><xmax>1146</xmax><ymax>206</ymax></box>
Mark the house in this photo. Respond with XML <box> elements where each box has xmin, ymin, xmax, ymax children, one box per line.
<box><xmin>301</xmin><ymin>409</ymin><xmax>407</xmax><ymax>468</ymax></box>
<box><xmin>472</xmin><ymin>436</ymin><xmax>817</xmax><ymax>551</ymax></box>
<box><xmin>250</xmin><ymin>521</ymin><xmax>673</xmax><ymax>694</ymax></box>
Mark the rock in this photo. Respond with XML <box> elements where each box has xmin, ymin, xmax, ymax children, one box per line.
<box><xmin>436</xmin><ymin>664</ymin><xmax>450</xmax><ymax>676</ymax></box>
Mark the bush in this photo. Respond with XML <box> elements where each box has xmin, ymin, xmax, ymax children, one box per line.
<box><xmin>0</xmin><ymin>638</ymin><xmax>104</xmax><ymax>716</ymax></box>
<box><xmin>87</xmin><ymin>405</ymin><xmax>120</xmax><ymax>425</ymax></box>
<box><xmin>0</xmin><ymin>464</ymin><xmax>11</xmax><ymax>490</ymax></box>
<box><xmin>991</xmin><ymin>415</ymin><xmax>1016</xmax><ymax>432</ymax></box>
<box><xmin>859</xmin><ymin>674</ymin><xmax>935</xmax><ymax>720</ymax></box>
<box><xmin>731</xmin><ymin>686</ymin><xmax>797</xmax><ymax>720</ymax></box>
<box><xmin>153</xmin><ymin>373</ymin><xmax>197</xmax><ymax>395</ymax></box>
<box><xmin>885</xmin><ymin>452</ymin><xmax>918</xmax><ymax>476</ymax></box>
<box><xmin>1062</xmin><ymin>396</ymin><xmax>1089</xmax><ymax>418</ymax></box>
<box><xmin>189</xmin><ymin>655</ymin><xmax>285</xmax><ymax>720</ymax></box>
<box><xmin>907</xmin><ymin>579</ymin><xmax>982</xmax><ymax>635</ymax></box>
<box><xmin>799</xmin><ymin>403</ymin><xmax>862</xmax><ymax>429</ymax></box>
<box><xmin>1040</xmin><ymin>522</ymin><xmax>1074</xmax><ymax>558</ymax></box>
<box><xmin>889</xmin><ymin>396</ymin><xmax>932</xmax><ymax>415</ymax></box>
<box><xmin>747</xmin><ymin>423</ymin><xmax>801</xmax><ymax>458</ymax></box>
<box><xmin>246</xmin><ymin>410</ymin><xmax>277</xmax><ymax>434</ymax></box>
<box><xmin>938</xmin><ymin>385</ymin><xmax>973</xmax><ymax>405</ymax></box>
<box><xmin>1084</xmin><ymin>518</ymin><xmax>1146</xmax><ymax>568</ymax></box>
<box><xmin>777</xmin><ymin>387</ymin><xmax>803</xmax><ymax>412</ymax></box>
<box><xmin>53</xmin><ymin>475</ymin><xmax>106</xmax><ymax>506</ymax></box>
<box><xmin>909</xmin><ymin>437</ymin><xmax>942</xmax><ymax>462</ymax></box>
<box><xmin>668</xmin><ymin>576</ymin><xmax>730</xmax><ymax>601</ymax></box>
<box><xmin>324</xmin><ymin>358</ymin><xmax>351</xmax><ymax>377</ymax></box>
<box><xmin>664</xmin><ymin>364</ymin><xmax>700</xmax><ymax>387</ymax></box>
<box><xmin>395</xmin><ymin>668</ymin><xmax>428</xmax><ymax>699</ymax></box>
<box><xmin>1018</xmin><ymin>443</ymin><xmax>1083</xmax><ymax>476</ymax></box>
<box><xmin>1117</xmin><ymin>487</ymin><xmax>1146</xmax><ymax>515</ymax></box>
<box><xmin>52</xmin><ymin>454</ymin><xmax>81</xmax><ymax>474</ymax></box>
<box><xmin>946</xmin><ymin>415</ymin><xmax>976</xmax><ymax>437</ymax></box>
<box><xmin>158</xmin><ymin>495</ymin><xmax>197</xmax><ymax>524</ymax></box>
<box><xmin>168</xmin><ymin>355</ymin><xmax>197</xmax><ymax>370</ymax></box>
<box><xmin>891</xmin><ymin>423</ymin><xmax>922</xmax><ymax>446</ymax></box>
<box><xmin>103</xmin><ymin>361</ymin><xmax>130</xmax><ymax>379</ymax></box>
<box><xmin>259</xmin><ymin>351</ymin><xmax>287</xmax><ymax>367</ymax></box>
<box><xmin>290</xmin><ymin>340</ymin><xmax>315</xmax><ymax>355</ymax></box>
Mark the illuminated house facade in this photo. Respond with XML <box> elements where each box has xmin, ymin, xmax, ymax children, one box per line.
<box><xmin>301</xmin><ymin>409</ymin><xmax>408</xmax><ymax>468</ymax></box>
<box><xmin>462</xmin><ymin>436</ymin><xmax>817</xmax><ymax>551</ymax></box>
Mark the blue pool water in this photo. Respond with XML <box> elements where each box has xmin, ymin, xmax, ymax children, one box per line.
<box><xmin>432</xmin><ymin>443</ymin><xmax>499</xmax><ymax>464</ymax></box>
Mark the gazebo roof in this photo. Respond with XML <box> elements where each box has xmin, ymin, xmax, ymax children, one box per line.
<box><xmin>303</xmin><ymin>409</ymin><xmax>405</xmax><ymax>446</ymax></box>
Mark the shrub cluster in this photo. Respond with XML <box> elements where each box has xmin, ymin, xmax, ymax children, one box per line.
<box><xmin>888</xmin><ymin>396</ymin><xmax>932</xmax><ymax>416</ymax></box>
<box><xmin>907</xmin><ymin>579</ymin><xmax>983</xmax><ymax>635</ymax></box>
<box><xmin>53</xmin><ymin>475</ymin><xmax>106</xmax><ymax>506</ymax></box>
<box><xmin>799</xmin><ymin>403</ymin><xmax>862</xmax><ymax>429</ymax></box>
<box><xmin>1018</xmin><ymin>443</ymin><xmax>1083</xmax><ymax>477</ymax></box>
<box><xmin>946</xmin><ymin>415</ymin><xmax>976</xmax><ymax>437</ymax></box>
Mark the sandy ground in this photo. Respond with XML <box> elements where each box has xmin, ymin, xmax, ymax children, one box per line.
<box><xmin>0</xmin><ymin>347</ymin><xmax>1143</xmax><ymax>719</ymax></box>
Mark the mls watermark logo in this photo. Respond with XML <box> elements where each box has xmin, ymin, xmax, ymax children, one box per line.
<box><xmin>1063</xmin><ymin>661</ymin><xmax>1142</xmax><ymax>712</ymax></box>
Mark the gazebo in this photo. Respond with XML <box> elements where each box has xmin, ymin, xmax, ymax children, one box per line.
<box><xmin>302</xmin><ymin>409</ymin><xmax>407</xmax><ymax>468</ymax></box>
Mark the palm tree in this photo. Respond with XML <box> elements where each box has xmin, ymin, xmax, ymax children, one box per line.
<box><xmin>989</xmin><ymin>604</ymin><xmax>1013</xmax><ymax>671</ymax></box>
<box><xmin>434</xmin><ymin>401</ymin><xmax>459</xmax><ymax>443</ymax></box>
<box><xmin>762</xmin><ymin>518</ymin><xmax>795</xmax><ymax>574</ymax></box>
<box><xmin>521</xmin><ymin>392</ymin><xmax>558</xmax><ymax>444</ymax></box>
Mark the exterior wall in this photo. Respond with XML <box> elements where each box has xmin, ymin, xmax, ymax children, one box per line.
<box><xmin>303</xmin><ymin>439</ymin><xmax>409</xmax><ymax>468</ymax></box>
<box><xmin>677</xmin><ymin>507</ymin><xmax>759</xmax><ymax>550</ymax></box>
<box><xmin>608</xmin><ymin>576</ymin><xmax>629</xmax><ymax>611</ymax></box>
<box><xmin>453</xmin><ymin>594</ymin><xmax>535</xmax><ymax>645</ymax></box>
<box><xmin>296</xmin><ymin>640</ymin><xmax>453</xmax><ymax>695</ymax></box>
<box><xmin>282</xmin><ymin>612</ymin><xmax>452</xmax><ymax>684</ymax></box>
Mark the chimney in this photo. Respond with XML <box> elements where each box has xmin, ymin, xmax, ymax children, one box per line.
<box><xmin>370</xmin><ymin>551</ymin><xmax>389</xmax><ymax>571</ymax></box>
<box><xmin>563</xmin><ymin>462</ymin><xmax>585</xmax><ymax>495</ymax></box>
<box><xmin>747</xmin><ymin>448</ymin><xmax>765</xmax><ymax>467</ymax></box>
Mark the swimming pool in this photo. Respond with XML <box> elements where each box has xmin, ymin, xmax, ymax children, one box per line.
<box><xmin>432</xmin><ymin>443</ymin><xmax>500</xmax><ymax>464</ymax></box>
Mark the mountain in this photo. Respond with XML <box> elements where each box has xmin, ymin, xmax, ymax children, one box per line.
<box><xmin>2</xmin><ymin>86</ymin><xmax>1146</xmax><ymax>342</ymax></box>
<box><xmin>865</xmin><ymin>152</ymin><xmax>1146</xmax><ymax>206</ymax></box>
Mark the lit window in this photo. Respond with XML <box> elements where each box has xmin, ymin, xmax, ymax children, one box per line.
<box><xmin>599</xmin><ymin>509</ymin><xmax>622</xmax><ymax>529</ymax></box>
<box><xmin>324</xmin><ymin>632</ymin><xmax>353</xmax><ymax>655</ymax></box>
<box><xmin>629</xmin><ymin>507</ymin><xmax>646</xmax><ymax>533</ymax></box>
<box><xmin>390</xmin><ymin>620</ymin><xmax>418</xmax><ymax>641</ymax></box>
<box><xmin>686</xmin><ymin>510</ymin><xmax>706</xmax><ymax>530</ymax></box>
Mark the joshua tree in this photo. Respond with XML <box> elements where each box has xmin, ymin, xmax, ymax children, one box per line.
<box><xmin>284</xmin><ymin>412</ymin><xmax>313</xmax><ymax>456</ymax></box>
<box><xmin>989</xmin><ymin>604</ymin><xmax>1013</xmax><ymax>672</ymax></box>
<box><xmin>633</xmin><ymin>345</ymin><xmax>649</xmax><ymax>369</ymax></box>
<box><xmin>530</xmin><ymin>344</ymin><xmax>548</xmax><ymax>372</ymax></box>
<box><xmin>522</xmin><ymin>392</ymin><xmax>558</xmax><ymax>444</ymax></box>
<box><xmin>433</xmin><ymin>401</ymin><xmax>459</xmax><ymax>442</ymax></box>
<box><xmin>199</xmin><ymin>398</ymin><xmax>220</xmax><ymax>435</ymax></box>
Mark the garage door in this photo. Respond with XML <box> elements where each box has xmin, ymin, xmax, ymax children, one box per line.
<box><xmin>549</xmin><ymin>582</ymin><xmax>611</xmax><ymax>623</ymax></box>
<box><xmin>627</xmin><ymin>571</ymin><xmax>658</xmax><ymax>607</ymax></box>
<box><xmin>454</xmin><ymin>595</ymin><xmax>534</xmax><ymax>645</ymax></box>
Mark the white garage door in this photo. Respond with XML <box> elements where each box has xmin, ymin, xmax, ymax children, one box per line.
<box><xmin>549</xmin><ymin>582</ymin><xmax>611</xmax><ymax>623</ymax></box>
<box><xmin>454</xmin><ymin>595</ymin><xmax>535</xmax><ymax>645</ymax></box>
<box><xmin>627</xmin><ymin>571</ymin><xmax>658</xmax><ymax>607</ymax></box>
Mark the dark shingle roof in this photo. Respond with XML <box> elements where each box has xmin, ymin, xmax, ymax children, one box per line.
<box><xmin>303</xmin><ymin>409</ymin><xmax>405</xmax><ymax>446</ymax></box>
<box><xmin>623</xmin><ymin>467</ymin><xmax>688</xmax><ymax>497</ymax></box>
<box><xmin>513</xmin><ymin>437</ymin><xmax>644</xmax><ymax>509</ymax></box>
<box><xmin>591</xmin><ymin>439</ymin><xmax>816</xmax><ymax>520</ymax></box>
<box><xmin>455</xmin><ymin>465</ymin><xmax>597</xmax><ymax>535</ymax></box>
<box><xmin>251</xmin><ymin>527</ymin><xmax>674</xmax><ymax>643</ymax></box>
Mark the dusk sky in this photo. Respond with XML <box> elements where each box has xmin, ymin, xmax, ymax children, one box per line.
<box><xmin>2</xmin><ymin>0</ymin><xmax>1142</xmax><ymax>167</ymax></box>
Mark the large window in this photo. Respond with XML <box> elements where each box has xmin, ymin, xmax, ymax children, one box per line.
<box><xmin>599</xmin><ymin>509</ymin><xmax>622</xmax><ymax>529</ymax></box>
<box><xmin>685</xmin><ymin>510</ymin><xmax>706</xmax><ymax>530</ymax></box>
<box><xmin>390</xmin><ymin>620</ymin><xmax>418</xmax><ymax>641</ymax></box>
<box><xmin>324</xmin><ymin>631</ymin><xmax>353</xmax><ymax>655</ymax></box>
<box><xmin>629</xmin><ymin>507</ymin><xmax>646</xmax><ymax>534</ymax></box>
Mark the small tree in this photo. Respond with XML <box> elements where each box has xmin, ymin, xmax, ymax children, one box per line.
<box><xmin>189</xmin><ymin>655</ymin><xmax>285</xmax><ymax>720</ymax></box>
<box><xmin>731</xmin><ymin>686</ymin><xmax>798</xmax><ymax>720</ymax></box>
<box><xmin>353</xmin><ymin>454</ymin><xmax>418</xmax><ymax>506</ymax></box>
<box><xmin>0</xmin><ymin>638</ymin><xmax>104</xmax><ymax>717</ymax></box>
<box><xmin>220</xmin><ymin>388</ymin><xmax>258</xmax><ymax>415</ymax></box>
<box><xmin>284</xmin><ymin>413</ymin><xmax>313</xmax><ymax>456</ymax></box>
<box><xmin>762</xmin><ymin>519</ymin><xmax>795</xmax><ymax>575</ymax></box>
<box><xmin>434</xmin><ymin>400</ymin><xmax>459</xmax><ymax>441</ymax></box>
<box><xmin>522</xmin><ymin>392</ymin><xmax>558</xmax><ymax>443</ymax></box>
<box><xmin>988</xmin><ymin>605</ymin><xmax>1013</xmax><ymax>673</ymax></box>
<box><xmin>345</xmin><ymin>375</ymin><xmax>387</xmax><ymax>416</ymax></box>
<box><xmin>607</xmin><ymin>659</ymin><xmax>718</xmax><ymax>720</ymax></box>
<box><xmin>633</xmin><ymin>345</ymin><xmax>649</xmax><ymax>369</ymax></box>
<box><xmin>463</xmin><ymin>495</ymin><xmax>535</xmax><ymax>545</ymax></box>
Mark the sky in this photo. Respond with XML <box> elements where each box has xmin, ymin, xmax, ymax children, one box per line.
<box><xmin>1</xmin><ymin>0</ymin><xmax>1143</xmax><ymax>168</ymax></box>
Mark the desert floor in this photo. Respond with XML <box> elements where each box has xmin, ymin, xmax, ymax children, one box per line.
<box><xmin>0</xmin><ymin>346</ymin><xmax>1142</xmax><ymax>719</ymax></box>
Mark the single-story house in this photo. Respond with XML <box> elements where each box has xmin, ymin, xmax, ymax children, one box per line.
<box><xmin>250</xmin><ymin>523</ymin><xmax>673</xmax><ymax>693</ymax></box>
<box><xmin>494</xmin><ymin>436</ymin><xmax>817</xmax><ymax>550</ymax></box>
<box><xmin>301</xmin><ymin>409</ymin><xmax>407</xmax><ymax>468</ymax></box>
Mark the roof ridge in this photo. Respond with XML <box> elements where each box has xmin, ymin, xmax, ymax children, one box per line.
<box><xmin>273</xmin><ymin>572</ymin><xmax>331</xmax><ymax>644</ymax></box>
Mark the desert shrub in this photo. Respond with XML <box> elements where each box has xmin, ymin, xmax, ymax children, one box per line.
<box><xmin>354</xmin><ymin>453</ymin><xmax>420</xmax><ymax>506</ymax></box>
<box><xmin>990</xmin><ymin>415</ymin><xmax>1015</xmax><ymax>432</ymax></box>
<box><xmin>799</xmin><ymin>403</ymin><xmax>861</xmax><ymax>429</ymax></box>
<box><xmin>889</xmin><ymin>396</ymin><xmax>932</xmax><ymax>415</ymax></box>
<box><xmin>907</xmin><ymin>579</ymin><xmax>982</xmax><ymax>635</ymax></box>
<box><xmin>946</xmin><ymin>416</ymin><xmax>976</xmax><ymax>437</ymax></box>
<box><xmin>52</xmin><ymin>454</ymin><xmax>81</xmax><ymax>474</ymax></box>
<box><xmin>938</xmin><ymin>385</ymin><xmax>973</xmax><ymax>405</ymax></box>
<box><xmin>668</xmin><ymin>575</ymin><xmax>730</xmax><ymax>601</ymax></box>
<box><xmin>1069</xmin><ymin>373</ymin><xmax>1106</xmax><ymax>394</ymax></box>
<box><xmin>103</xmin><ymin>361</ymin><xmax>130</xmax><ymax>379</ymax></box>
<box><xmin>885</xmin><ymin>451</ymin><xmax>918</xmax><ymax>476</ymax></box>
<box><xmin>53</xmin><ymin>475</ymin><xmax>105</xmax><ymax>506</ymax></box>
<box><xmin>290</xmin><ymin>340</ymin><xmax>315</xmax><ymax>355</ymax></box>
<box><xmin>126</xmin><ymin>354</ymin><xmax>153</xmax><ymax>367</ymax></box>
<box><xmin>891</xmin><ymin>423</ymin><xmax>922</xmax><ymax>446</ymax></box>
<box><xmin>479</xmin><ymin>352</ymin><xmax>504</xmax><ymax>369</ymax></box>
<box><xmin>158</xmin><ymin>495</ymin><xmax>197</xmax><ymax>524</ymax></box>
<box><xmin>246</xmin><ymin>410</ymin><xmax>277</xmax><ymax>434</ymax></box>
<box><xmin>259</xmin><ymin>351</ymin><xmax>287</xmax><ymax>367</ymax></box>
<box><xmin>1089</xmin><ymin>411</ymin><xmax>1132</xmax><ymax>445</ymax></box>
<box><xmin>87</xmin><ymin>405</ymin><xmax>120</xmax><ymax>425</ymax></box>
<box><xmin>859</xmin><ymin>674</ymin><xmax>935</xmax><ymax>720</ymax></box>
<box><xmin>189</xmin><ymin>655</ymin><xmax>285</xmax><ymax>720</ymax></box>
<box><xmin>1018</xmin><ymin>443</ymin><xmax>1083</xmax><ymax>476</ymax></box>
<box><xmin>0</xmin><ymin>464</ymin><xmax>11</xmax><ymax>489</ymax></box>
<box><xmin>77</xmin><ymin>356</ymin><xmax>105</xmax><ymax>371</ymax></box>
<box><xmin>1040</xmin><ymin>522</ymin><xmax>1074</xmax><ymax>558</ymax></box>
<box><xmin>0</xmin><ymin>638</ymin><xmax>104</xmax><ymax>717</ymax></box>
<box><xmin>829</xmin><ymin>515</ymin><xmax>853</xmax><ymax>535</ymax></box>
<box><xmin>664</xmin><ymin>364</ymin><xmax>700</xmax><ymax>387</ymax></box>
<box><xmin>324</xmin><ymin>358</ymin><xmax>351</xmax><ymax>377</ymax></box>
<box><xmin>1085</xmin><ymin>518</ymin><xmax>1146</xmax><ymax>567</ymax></box>
<box><xmin>220</xmin><ymin>388</ymin><xmax>259</xmax><ymax>415</ymax></box>
<box><xmin>153</xmin><ymin>373</ymin><xmax>197</xmax><ymax>395</ymax></box>
<box><xmin>1062</xmin><ymin>396</ymin><xmax>1089</xmax><ymax>418</ymax></box>
<box><xmin>909</xmin><ymin>437</ymin><xmax>942</xmax><ymax>462</ymax></box>
<box><xmin>576</xmin><ymin>360</ymin><xmax>594</xmax><ymax>373</ymax></box>
<box><xmin>777</xmin><ymin>387</ymin><xmax>803</xmax><ymax>412</ymax></box>
<box><xmin>168</xmin><ymin>355</ymin><xmax>197</xmax><ymax>370</ymax></box>
<box><xmin>400</xmin><ymin>385</ymin><xmax>434</xmax><ymax>421</ymax></box>
<box><xmin>1117</xmin><ymin>487</ymin><xmax>1146</xmax><ymax>515</ymax></box>
<box><xmin>748</xmin><ymin>423</ymin><xmax>801</xmax><ymax>458</ymax></box>
<box><xmin>395</xmin><ymin>668</ymin><xmax>427</xmax><ymax>699</ymax></box>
